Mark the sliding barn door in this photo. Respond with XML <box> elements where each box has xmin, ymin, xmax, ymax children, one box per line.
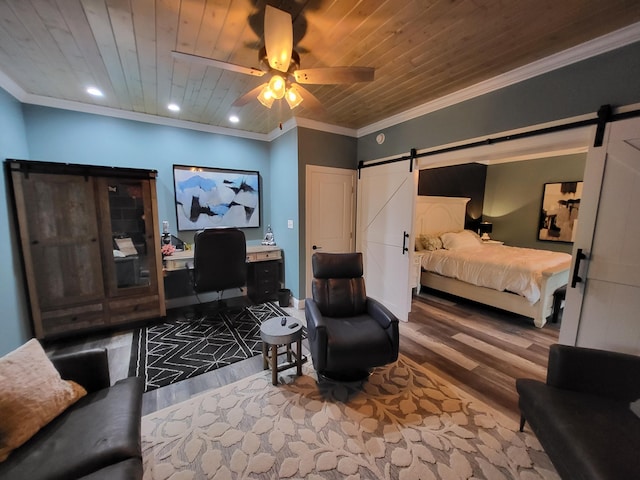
<box><xmin>356</xmin><ymin>159</ymin><xmax>417</xmax><ymax>321</ymax></box>
<box><xmin>561</xmin><ymin>116</ymin><xmax>640</xmax><ymax>353</ymax></box>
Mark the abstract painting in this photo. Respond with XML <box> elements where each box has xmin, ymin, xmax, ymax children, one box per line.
<box><xmin>538</xmin><ymin>181</ymin><xmax>582</xmax><ymax>243</ymax></box>
<box><xmin>173</xmin><ymin>165</ymin><xmax>260</xmax><ymax>230</ymax></box>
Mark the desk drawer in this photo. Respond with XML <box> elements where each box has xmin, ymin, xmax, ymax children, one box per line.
<box><xmin>247</xmin><ymin>249</ymin><xmax>281</xmax><ymax>262</ymax></box>
<box><xmin>254</xmin><ymin>262</ymin><xmax>279</xmax><ymax>279</ymax></box>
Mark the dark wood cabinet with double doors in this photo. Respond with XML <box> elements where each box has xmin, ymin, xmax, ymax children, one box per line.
<box><xmin>6</xmin><ymin>159</ymin><xmax>166</xmax><ymax>340</ymax></box>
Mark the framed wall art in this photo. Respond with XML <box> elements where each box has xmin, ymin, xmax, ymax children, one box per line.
<box><xmin>538</xmin><ymin>181</ymin><xmax>582</xmax><ymax>243</ymax></box>
<box><xmin>173</xmin><ymin>164</ymin><xmax>260</xmax><ymax>231</ymax></box>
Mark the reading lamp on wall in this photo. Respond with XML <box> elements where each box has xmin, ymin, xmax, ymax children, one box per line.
<box><xmin>479</xmin><ymin>222</ymin><xmax>493</xmax><ymax>241</ymax></box>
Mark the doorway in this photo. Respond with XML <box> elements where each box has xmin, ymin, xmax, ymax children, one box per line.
<box><xmin>305</xmin><ymin>165</ymin><xmax>356</xmax><ymax>299</ymax></box>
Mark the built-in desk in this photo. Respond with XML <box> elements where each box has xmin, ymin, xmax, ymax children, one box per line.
<box><xmin>164</xmin><ymin>245</ymin><xmax>281</xmax><ymax>271</ymax></box>
<box><xmin>163</xmin><ymin>245</ymin><xmax>282</xmax><ymax>308</ymax></box>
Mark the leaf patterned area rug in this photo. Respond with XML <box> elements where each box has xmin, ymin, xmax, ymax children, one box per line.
<box><xmin>141</xmin><ymin>355</ymin><xmax>558</xmax><ymax>480</ymax></box>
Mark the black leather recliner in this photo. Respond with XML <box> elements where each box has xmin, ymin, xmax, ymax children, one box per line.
<box><xmin>305</xmin><ymin>252</ymin><xmax>399</xmax><ymax>381</ymax></box>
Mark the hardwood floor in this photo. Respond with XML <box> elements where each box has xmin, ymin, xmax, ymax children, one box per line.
<box><xmin>46</xmin><ymin>292</ymin><xmax>560</xmax><ymax>421</ymax></box>
<box><xmin>404</xmin><ymin>290</ymin><xmax>560</xmax><ymax>420</ymax></box>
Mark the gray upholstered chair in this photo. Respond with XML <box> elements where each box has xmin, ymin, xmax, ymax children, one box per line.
<box><xmin>305</xmin><ymin>252</ymin><xmax>399</xmax><ymax>381</ymax></box>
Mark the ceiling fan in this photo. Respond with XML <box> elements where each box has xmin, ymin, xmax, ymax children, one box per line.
<box><xmin>171</xmin><ymin>5</ymin><xmax>375</xmax><ymax>112</ymax></box>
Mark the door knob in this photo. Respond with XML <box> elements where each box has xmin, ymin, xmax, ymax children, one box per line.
<box><xmin>312</xmin><ymin>245</ymin><xmax>321</xmax><ymax>250</ymax></box>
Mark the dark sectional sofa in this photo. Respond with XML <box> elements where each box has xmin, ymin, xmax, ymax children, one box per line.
<box><xmin>516</xmin><ymin>344</ymin><xmax>640</xmax><ymax>480</ymax></box>
<box><xmin>0</xmin><ymin>349</ymin><xmax>144</xmax><ymax>480</ymax></box>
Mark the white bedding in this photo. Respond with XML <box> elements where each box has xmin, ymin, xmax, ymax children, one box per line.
<box><xmin>420</xmin><ymin>243</ymin><xmax>571</xmax><ymax>303</ymax></box>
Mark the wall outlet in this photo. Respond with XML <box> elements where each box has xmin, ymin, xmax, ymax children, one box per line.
<box><xmin>287</xmin><ymin>220</ymin><xmax>294</xmax><ymax>229</ymax></box>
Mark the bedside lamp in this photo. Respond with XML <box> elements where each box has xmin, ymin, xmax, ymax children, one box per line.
<box><xmin>479</xmin><ymin>222</ymin><xmax>493</xmax><ymax>241</ymax></box>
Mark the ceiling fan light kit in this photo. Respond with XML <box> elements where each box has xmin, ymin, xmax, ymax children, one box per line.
<box><xmin>257</xmin><ymin>85</ymin><xmax>275</xmax><ymax>108</ymax></box>
<box><xmin>173</xmin><ymin>5</ymin><xmax>374</xmax><ymax>113</ymax></box>
<box><xmin>268</xmin><ymin>75</ymin><xmax>286</xmax><ymax>99</ymax></box>
<box><xmin>285</xmin><ymin>84</ymin><xmax>304</xmax><ymax>109</ymax></box>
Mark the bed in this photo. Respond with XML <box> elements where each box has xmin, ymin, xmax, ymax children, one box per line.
<box><xmin>414</xmin><ymin>196</ymin><xmax>571</xmax><ymax>328</ymax></box>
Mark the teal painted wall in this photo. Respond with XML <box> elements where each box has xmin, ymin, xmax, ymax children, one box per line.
<box><xmin>22</xmin><ymin>106</ymin><xmax>271</xmax><ymax>245</ymax></box>
<box><xmin>484</xmin><ymin>153</ymin><xmax>587</xmax><ymax>253</ymax></box>
<box><xmin>269</xmin><ymin>129</ymin><xmax>300</xmax><ymax>297</ymax></box>
<box><xmin>0</xmin><ymin>88</ymin><xmax>31</xmax><ymax>355</ymax></box>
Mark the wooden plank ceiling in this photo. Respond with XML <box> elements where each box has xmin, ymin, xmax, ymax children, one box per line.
<box><xmin>0</xmin><ymin>0</ymin><xmax>638</xmax><ymax>135</ymax></box>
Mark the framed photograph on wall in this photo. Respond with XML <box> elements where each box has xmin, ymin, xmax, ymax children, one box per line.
<box><xmin>173</xmin><ymin>164</ymin><xmax>260</xmax><ymax>231</ymax></box>
<box><xmin>538</xmin><ymin>181</ymin><xmax>583</xmax><ymax>243</ymax></box>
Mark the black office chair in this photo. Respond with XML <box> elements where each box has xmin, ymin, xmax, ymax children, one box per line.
<box><xmin>305</xmin><ymin>252</ymin><xmax>400</xmax><ymax>381</ymax></box>
<box><xmin>192</xmin><ymin>228</ymin><xmax>248</xmax><ymax>325</ymax></box>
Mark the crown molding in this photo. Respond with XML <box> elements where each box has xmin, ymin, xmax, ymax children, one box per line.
<box><xmin>0</xmin><ymin>78</ymin><xmax>351</xmax><ymax>142</ymax></box>
<box><xmin>266</xmin><ymin>116</ymin><xmax>358</xmax><ymax>141</ymax></box>
<box><xmin>0</xmin><ymin>70</ymin><xmax>27</xmax><ymax>102</ymax></box>
<box><xmin>357</xmin><ymin>21</ymin><xmax>640</xmax><ymax>138</ymax></box>
<box><xmin>266</xmin><ymin>117</ymin><xmax>298</xmax><ymax>141</ymax></box>
<box><xmin>17</xmin><ymin>94</ymin><xmax>270</xmax><ymax>141</ymax></box>
<box><xmin>293</xmin><ymin>117</ymin><xmax>357</xmax><ymax>137</ymax></box>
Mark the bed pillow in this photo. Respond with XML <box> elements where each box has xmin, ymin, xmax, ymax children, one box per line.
<box><xmin>0</xmin><ymin>339</ymin><xmax>87</xmax><ymax>462</ymax></box>
<box><xmin>441</xmin><ymin>230</ymin><xmax>482</xmax><ymax>250</ymax></box>
<box><xmin>419</xmin><ymin>234</ymin><xmax>443</xmax><ymax>251</ymax></box>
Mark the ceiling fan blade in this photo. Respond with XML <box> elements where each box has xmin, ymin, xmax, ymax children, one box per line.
<box><xmin>264</xmin><ymin>5</ymin><xmax>293</xmax><ymax>72</ymax></box>
<box><xmin>172</xmin><ymin>51</ymin><xmax>266</xmax><ymax>77</ymax></box>
<box><xmin>232</xmin><ymin>84</ymin><xmax>267</xmax><ymax>107</ymax></box>
<box><xmin>294</xmin><ymin>66</ymin><xmax>375</xmax><ymax>84</ymax></box>
<box><xmin>294</xmin><ymin>85</ymin><xmax>325</xmax><ymax>113</ymax></box>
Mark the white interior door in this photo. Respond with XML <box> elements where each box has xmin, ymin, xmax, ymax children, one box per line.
<box><xmin>356</xmin><ymin>159</ymin><xmax>417</xmax><ymax>321</ymax></box>
<box><xmin>561</xmin><ymin>116</ymin><xmax>640</xmax><ymax>354</ymax></box>
<box><xmin>305</xmin><ymin>165</ymin><xmax>356</xmax><ymax>298</ymax></box>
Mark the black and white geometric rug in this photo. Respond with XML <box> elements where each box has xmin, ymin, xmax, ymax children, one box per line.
<box><xmin>129</xmin><ymin>302</ymin><xmax>299</xmax><ymax>392</ymax></box>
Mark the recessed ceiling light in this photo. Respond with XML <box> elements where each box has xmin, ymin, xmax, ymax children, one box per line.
<box><xmin>86</xmin><ymin>87</ymin><xmax>103</xmax><ymax>97</ymax></box>
<box><xmin>168</xmin><ymin>103</ymin><xmax>180</xmax><ymax>112</ymax></box>
<box><xmin>229</xmin><ymin>115</ymin><xmax>239</xmax><ymax>123</ymax></box>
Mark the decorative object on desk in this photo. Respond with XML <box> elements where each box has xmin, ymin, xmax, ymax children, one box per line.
<box><xmin>161</xmin><ymin>243</ymin><xmax>175</xmax><ymax>256</ymax></box>
<box><xmin>141</xmin><ymin>355</ymin><xmax>556</xmax><ymax>479</ymax></box>
<box><xmin>173</xmin><ymin>164</ymin><xmax>260</xmax><ymax>230</ymax></box>
<box><xmin>162</xmin><ymin>220</ymin><xmax>171</xmax><ymax>245</ymax></box>
<box><xmin>128</xmin><ymin>302</ymin><xmax>305</xmax><ymax>392</ymax></box>
<box><xmin>538</xmin><ymin>181</ymin><xmax>583</xmax><ymax>243</ymax></box>
<box><xmin>478</xmin><ymin>221</ymin><xmax>493</xmax><ymax>241</ymax></box>
<box><xmin>261</xmin><ymin>224</ymin><xmax>276</xmax><ymax>245</ymax></box>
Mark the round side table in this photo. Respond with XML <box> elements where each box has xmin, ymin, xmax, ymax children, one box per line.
<box><xmin>260</xmin><ymin>316</ymin><xmax>305</xmax><ymax>385</ymax></box>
